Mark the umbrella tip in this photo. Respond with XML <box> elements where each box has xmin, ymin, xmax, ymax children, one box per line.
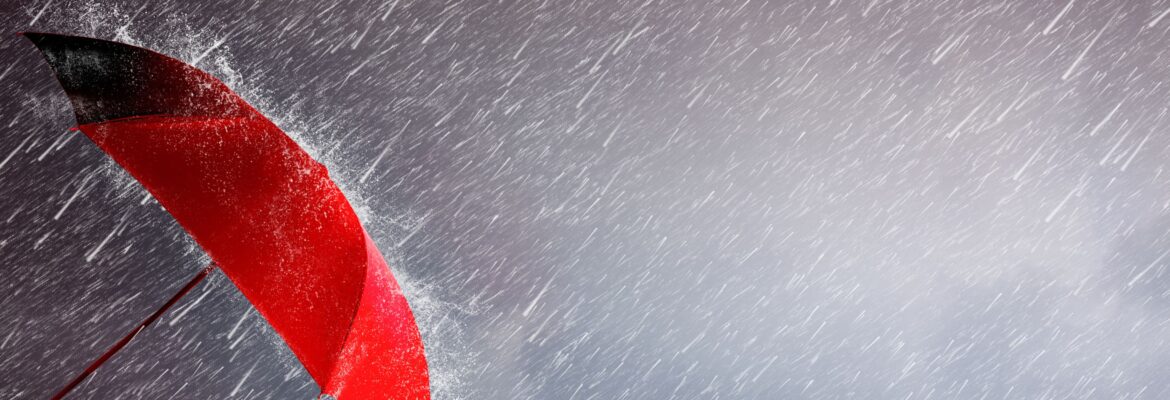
<box><xmin>16</xmin><ymin>31</ymin><xmax>54</xmax><ymax>43</ymax></box>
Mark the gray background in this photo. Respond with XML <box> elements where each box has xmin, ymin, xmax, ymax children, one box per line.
<box><xmin>2</xmin><ymin>0</ymin><xmax>1170</xmax><ymax>398</ymax></box>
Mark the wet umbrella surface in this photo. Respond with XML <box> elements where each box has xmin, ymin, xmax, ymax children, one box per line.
<box><xmin>23</xmin><ymin>32</ymin><xmax>429</xmax><ymax>400</ymax></box>
<box><xmin>5</xmin><ymin>1</ymin><xmax>1170</xmax><ymax>399</ymax></box>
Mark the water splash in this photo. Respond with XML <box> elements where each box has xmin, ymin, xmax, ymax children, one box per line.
<box><xmin>25</xmin><ymin>1</ymin><xmax>471</xmax><ymax>397</ymax></box>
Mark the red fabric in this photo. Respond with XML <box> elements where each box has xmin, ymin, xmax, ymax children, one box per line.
<box><xmin>31</xmin><ymin>33</ymin><xmax>429</xmax><ymax>399</ymax></box>
<box><xmin>79</xmin><ymin>113</ymin><xmax>429</xmax><ymax>400</ymax></box>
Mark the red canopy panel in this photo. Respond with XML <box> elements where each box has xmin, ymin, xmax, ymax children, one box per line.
<box><xmin>26</xmin><ymin>33</ymin><xmax>429</xmax><ymax>400</ymax></box>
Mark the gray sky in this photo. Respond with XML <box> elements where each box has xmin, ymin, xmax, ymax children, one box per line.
<box><xmin>4</xmin><ymin>0</ymin><xmax>1170</xmax><ymax>399</ymax></box>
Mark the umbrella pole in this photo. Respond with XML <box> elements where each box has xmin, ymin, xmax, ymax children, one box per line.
<box><xmin>51</xmin><ymin>262</ymin><xmax>218</xmax><ymax>400</ymax></box>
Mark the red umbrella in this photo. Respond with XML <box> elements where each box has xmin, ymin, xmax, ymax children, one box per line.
<box><xmin>23</xmin><ymin>33</ymin><xmax>430</xmax><ymax>399</ymax></box>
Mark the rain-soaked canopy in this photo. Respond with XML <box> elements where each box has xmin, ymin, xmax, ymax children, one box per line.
<box><xmin>25</xmin><ymin>32</ymin><xmax>429</xmax><ymax>400</ymax></box>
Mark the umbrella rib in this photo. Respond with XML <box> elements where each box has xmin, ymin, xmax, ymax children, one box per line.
<box><xmin>50</xmin><ymin>262</ymin><xmax>218</xmax><ymax>400</ymax></box>
<box><xmin>320</xmin><ymin>236</ymin><xmax>374</xmax><ymax>397</ymax></box>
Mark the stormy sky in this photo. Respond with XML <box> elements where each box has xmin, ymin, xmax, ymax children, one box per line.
<box><xmin>3</xmin><ymin>0</ymin><xmax>1170</xmax><ymax>398</ymax></box>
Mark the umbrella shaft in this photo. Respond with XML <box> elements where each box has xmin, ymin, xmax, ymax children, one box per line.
<box><xmin>51</xmin><ymin>262</ymin><xmax>217</xmax><ymax>400</ymax></box>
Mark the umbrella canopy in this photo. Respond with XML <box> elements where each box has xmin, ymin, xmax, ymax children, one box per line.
<box><xmin>24</xmin><ymin>33</ymin><xmax>429</xmax><ymax>399</ymax></box>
